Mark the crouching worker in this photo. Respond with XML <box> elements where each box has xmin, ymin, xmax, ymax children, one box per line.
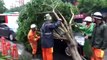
<box><xmin>28</xmin><ymin>24</ymin><xmax>40</xmax><ymax>58</ymax></box>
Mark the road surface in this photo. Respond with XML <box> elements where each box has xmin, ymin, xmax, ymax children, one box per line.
<box><xmin>1</xmin><ymin>40</ymin><xmax>107</xmax><ymax>60</ymax></box>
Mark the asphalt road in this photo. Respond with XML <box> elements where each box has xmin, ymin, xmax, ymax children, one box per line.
<box><xmin>8</xmin><ymin>40</ymin><xmax>72</xmax><ymax>60</ymax></box>
<box><xmin>4</xmin><ymin>40</ymin><xmax>107</xmax><ymax>60</ymax></box>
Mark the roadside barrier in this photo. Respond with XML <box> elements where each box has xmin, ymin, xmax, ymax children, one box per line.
<box><xmin>1</xmin><ymin>37</ymin><xmax>8</xmax><ymax>56</ymax></box>
<box><xmin>0</xmin><ymin>37</ymin><xmax>19</xmax><ymax>60</ymax></box>
<box><xmin>11</xmin><ymin>44</ymin><xmax>19</xmax><ymax>60</ymax></box>
<box><xmin>6</xmin><ymin>41</ymin><xmax>11</xmax><ymax>56</ymax></box>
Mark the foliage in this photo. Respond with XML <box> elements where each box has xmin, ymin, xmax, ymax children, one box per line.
<box><xmin>0</xmin><ymin>53</ymin><xmax>11</xmax><ymax>60</ymax></box>
<box><xmin>0</xmin><ymin>0</ymin><xmax>7</xmax><ymax>13</ymax></box>
<box><xmin>17</xmin><ymin>0</ymin><xmax>77</xmax><ymax>52</ymax></box>
<box><xmin>78</xmin><ymin>0</ymin><xmax>107</xmax><ymax>14</ymax></box>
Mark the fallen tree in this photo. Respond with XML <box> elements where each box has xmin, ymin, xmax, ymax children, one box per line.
<box><xmin>53</xmin><ymin>9</ymin><xmax>82</xmax><ymax>60</ymax></box>
<box><xmin>17</xmin><ymin>0</ymin><xmax>82</xmax><ymax>60</ymax></box>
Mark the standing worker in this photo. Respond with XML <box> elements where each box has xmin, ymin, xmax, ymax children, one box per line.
<box><xmin>41</xmin><ymin>10</ymin><xmax>62</xmax><ymax>60</ymax></box>
<box><xmin>76</xmin><ymin>16</ymin><xmax>94</xmax><ymax>59</ymax></box>
<box><xmin>91</xmin><ymin>12</ymin><xmax>107</xmax><ymax>60</ymax></box>
<box><xmin>79</xmin><ymin>16</ymin><xmax>95</xmax><ymax>60</ymax></box>
<box><xmin>27</xmin><ymin>24</ymin><xmax>40</xmax><ymax>58</ymax></box>
<box><xmin>80</xmin><ymin>16</ymin><xmax>95</xmax><ymax>36</ymax></box>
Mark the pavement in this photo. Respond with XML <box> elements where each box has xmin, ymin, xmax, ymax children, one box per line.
<box><xmin>6</xmin><ymin>40</ymin><xmax>72</xmax><ymax>60</ymax></box>
<box><xmin>0</xmin><ymin>40</ymin><xmax>107</xmax><ymax>60</ymax></box>
<box><xmin>14</xmin><ymin>42</ymin><xmax>107</xmax><ymax>60</ymax></box>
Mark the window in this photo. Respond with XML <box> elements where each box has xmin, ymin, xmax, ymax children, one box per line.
<box><xmin>0</xmin><ymin>16</ymin><xmax>5</xmax><ymax>23</ymax></box>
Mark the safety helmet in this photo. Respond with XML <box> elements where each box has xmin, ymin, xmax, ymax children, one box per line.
<box><xmin>93</xmin><ymin>12</ymin><xmax>103</xmax><ymax>19</ymax></box>
<box><xmin>30</xmin><ymin>24</ymin><xmax>37</xmax><ymax>28</ymax></box>
<box><xmin>93</xmin><ymin>12</ymin><xmax>102</xmax><ymax>16</ymax></box>
<box><xmin>84</xmin><ymin>16</ymin><xmax>92</xmax><ymax>22</ymax></box>
<box><xmin>44</xmin><ymin>14</ymin><xmax>52</xmax><ymax>20</ymax></box>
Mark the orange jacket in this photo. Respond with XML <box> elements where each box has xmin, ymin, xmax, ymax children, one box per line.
<box><xmin>27</xmin><ymin>30</ymin><xmax>40</xmax><ymax>43</ymax></box>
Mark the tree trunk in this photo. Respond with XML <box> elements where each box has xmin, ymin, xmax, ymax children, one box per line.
<box><xmin>65</xmin><ymin>31</ymin><xmax>82</xmax><ymax>60</ymax></box>
<box><xmin>53</xmin><ymin>8</ymin><xmax>82</xmax><ymax>60</ymax></box>
<box><xmin>67</xmin><ymin>42</ymin><xmax>82</xmax><ymax>60</ymax></box>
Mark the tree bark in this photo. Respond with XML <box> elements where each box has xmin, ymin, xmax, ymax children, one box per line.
<box><xmin>53</xmin><ymin>8</ymin><xmax>82</xmax><ymax>60</ymax></box>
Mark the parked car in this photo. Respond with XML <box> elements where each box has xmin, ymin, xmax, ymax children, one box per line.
<box><xmin>0</xmin><ymin>23</ymin><xmax>17</xmax><ymax>41</ymax></box>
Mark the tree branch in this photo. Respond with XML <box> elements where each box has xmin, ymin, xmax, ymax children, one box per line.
<box><xmin>53</xmin><ymin>9</ymin><xmax>60</xmax><ymax>19</ymax></box>
<box><xmin>58</xmin><ymin>27</ymin><xmax>65</xmax><ymax>33</ymax></box>
<box><xmin>57</xmin><ymin>11</ymin><xmax>69</xmax><ymax>30</ymax></box>
<box><xmin>67</xmin><ymin>8</ymin><xmax>74</xmax><ymax>38</ymax></box>
<box><xmin>53</xmin><ymin>31</ymin><xmax>68</xmax><ymax>41</ymax></box>
<box><xmin>69</xmin><ymin>8</ymin><xmax>74</xmax><ymax>25</ymax></box>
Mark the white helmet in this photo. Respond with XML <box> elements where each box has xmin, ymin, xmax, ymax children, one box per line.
<box><xmin>30</xmin><ymin>24</ymin><xmax>37</xmax><ymax>28</ymax></box>
<box><xmin>93</xmin><ymin>12</ymin><xmax>102</xmax><ymax>16</ymax></box>
<box><xmin>44</xmin><ymin>14</ymin><xmax>52</xmax><ymax>20</ymax></box>
<box><xmin>84</xmin><ymin>16</ymin><xmax>92</xmax><ymax>22</ymax></box>
<box><xmin>93</xmin><ymin>12</ymin><xmax>103</xmax><ymax>19</ymax></box>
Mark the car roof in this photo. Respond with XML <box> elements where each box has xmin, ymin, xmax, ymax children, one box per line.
<box><xmin>0</xmin><ymin>23</ymin><xmax>18</xmax><ymax>28</ymax></box>
<box><xmin>0</xmin><ymin>23</ymin><xmax>8</xmax><ymax>26</ymax></box>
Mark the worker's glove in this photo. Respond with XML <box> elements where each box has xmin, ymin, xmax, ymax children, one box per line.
<box><xmin>75</xmin><ymin>25</ymin><xmax>78</xmax><ymax>27</ymax></box>
<box><xmin>34</xmin><ymin>38</ymin><xmax>38</xmax><ymax>41</ymax></box>
<box><xmin>58</xmin><ymin>18</ymin><xmax>62</xmax><ymax>21</ymax></box>
<box><xmin>37</xmin><ymin>36</ymin><xmax>40</xmax><ymax>39</ymax></box>
<box><xmin>35</xmin><ymin>36</ymin><xmax>40</xmax><ymax>41</ymax></box>
<box><xmin>85</xmin><ymin>35</ymin><xmax>88</xmax><ymax>39</ymax></box>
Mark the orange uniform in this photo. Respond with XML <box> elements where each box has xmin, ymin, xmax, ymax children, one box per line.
<box><xmin>91</xmin><ymin>48</ymin><xmax>104</xmax><ymax>60</ymax></box>
<box><xmin>27</xmin><ymin>30</ymin><xmax>40</xmax><ymax>55</ymax></box>
<box><xmin>42</xmin><ymin>48</ymin><xmax>53</xmax><ymax>60</ymax></box>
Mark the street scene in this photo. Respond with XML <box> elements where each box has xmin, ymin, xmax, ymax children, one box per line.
<box><xmin>0</xmin><ymin>0</ymin><xmax>107</xmax><ymax>60</ymax></box>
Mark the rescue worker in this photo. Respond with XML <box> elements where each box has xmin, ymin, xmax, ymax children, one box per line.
<box><xmin>41</xmin><ymin>11</ymin><xmax>62</xmax><ymax>60</ymax></box>
<box><xmin>91</xmin><ymin>12</ymin><xmax>107</xmax><ymax>60</ymax></box>
<box><xmin>27</xmin><ymin>24</ymin><xmax>40</xmax><ymax>58</ymax></box>
<box><xmin>80</xmin><ymin>16</ymin><xmax>95</xmax><ymax>36</ymax></box>
<box><xmin>76</xmin><ymin>16</ymin><xmax>94</xmax><ymax>58</ymax></box>
<box><xmin>79</xmin><ymin>16</ymin><xmax>95</xmax><ymax>60</ymax></box>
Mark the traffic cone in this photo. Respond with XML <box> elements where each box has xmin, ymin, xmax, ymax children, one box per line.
<box><xmin>0</xmin><ymin>38</ymin><xmax>2</xmax><ymax>51</ymax></box>
<box><xmin>6</xmin><ymin>41</ymin><xmax>11</xmax><ymax>55</ymax></box>
<box><xmin>1</xmin><ymin>37</ymin><xmax>8</xmax><ymax>56</ymax></box>
<box><xmin>1</xmin><ymin>37</ymin><xmax>6</xmax><ymax>44</ymax></box>
<box><xmin>7</xmin><ymin>41</ymin><xmax>11</xmax><ymax>50</ymax></box>
<box><xmin>11</xmin><ymin>44</ymin><xmax>19</xmax><ymax>60</ymax></box>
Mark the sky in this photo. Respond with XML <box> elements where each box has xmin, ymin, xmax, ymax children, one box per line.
<box><xmin>3</xmin><ymin>0</ymin><xmax>30</xmax><ymax>9</ymax></box>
